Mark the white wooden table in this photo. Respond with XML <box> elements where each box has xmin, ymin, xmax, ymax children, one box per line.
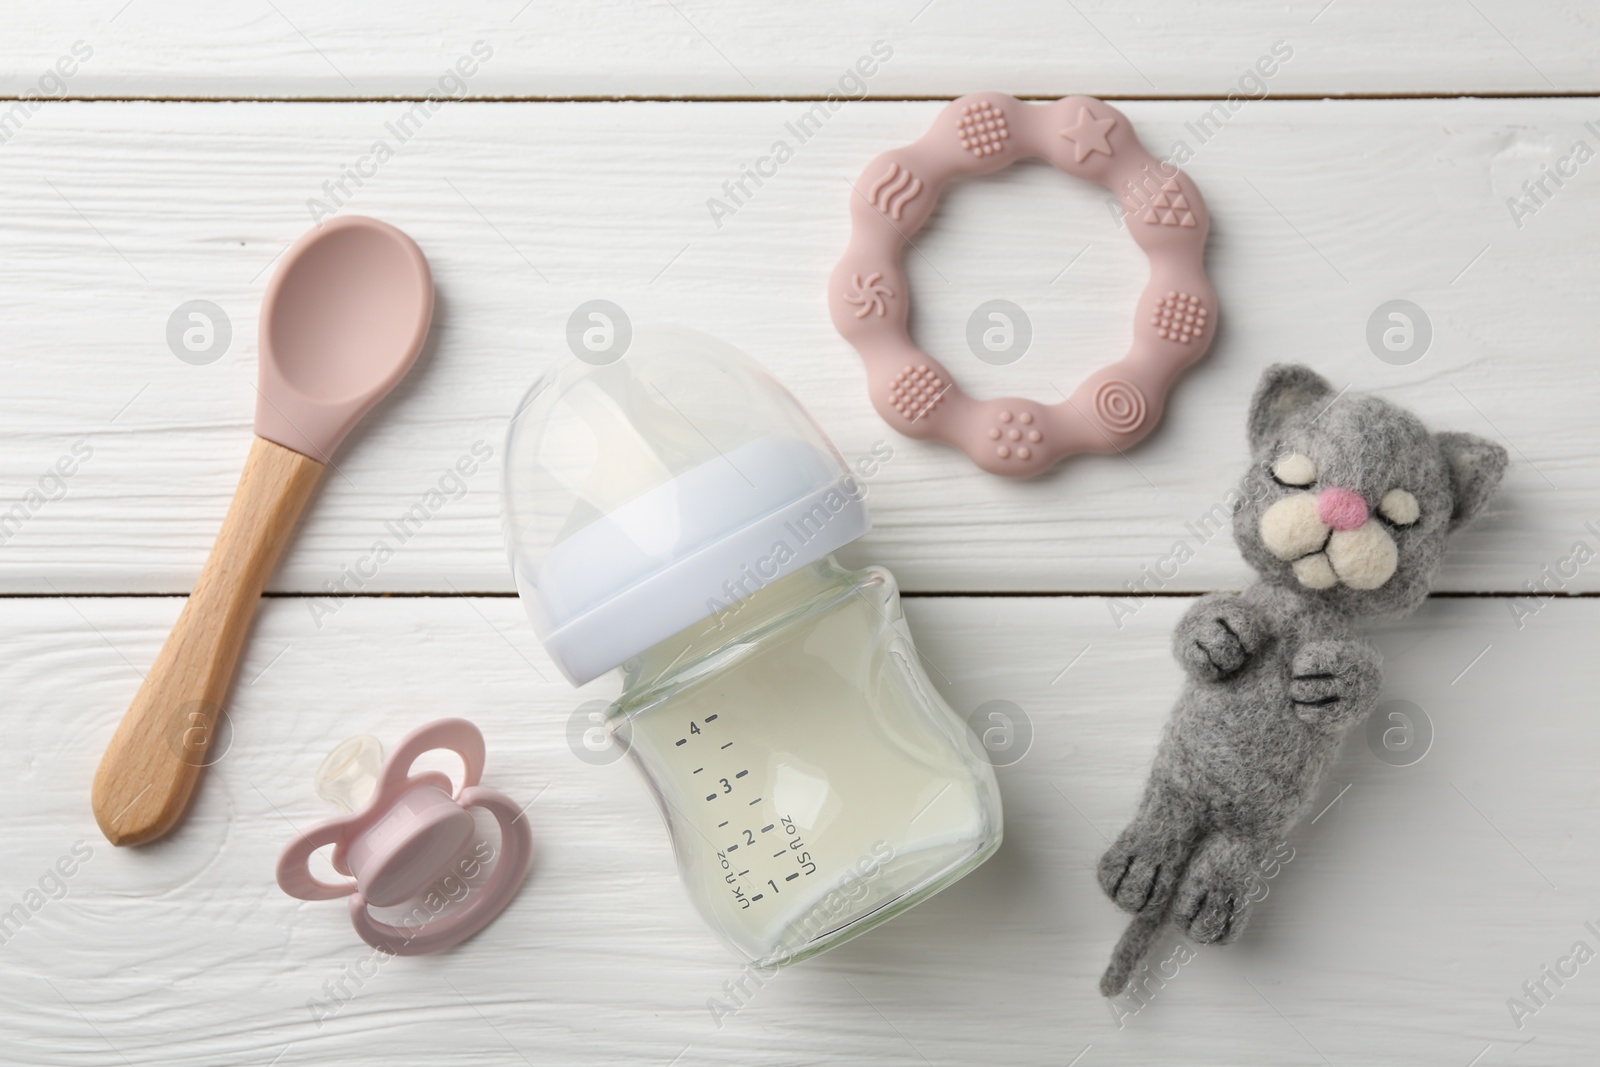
<box><xmin>3</xmin><ymin>4</ymin><xmax>1598</xmax><ymax>1064</ymax></box>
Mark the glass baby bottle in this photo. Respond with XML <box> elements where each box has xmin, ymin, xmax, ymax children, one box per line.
<box><xmin>502</xmin><ymin>326</ymin><xmax>1002</xmax><ymax>966</ymax></box>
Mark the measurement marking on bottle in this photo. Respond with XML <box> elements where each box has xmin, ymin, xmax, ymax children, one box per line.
<box><xmin>748</xmin><ymin>797</ymin><xmax>763</xmax><ymax>805</ymax></box>
<box><xmin>785</xmin><ymin>873</ymin><xmax>799</xmax><ymax>882</ymax></box>
<box><xmin>675</xmin><ymin>739</ymin><xmax>687</xmax><ymax>746</ymax></box>
<box><xmin>717</xmin><ymin>821</ymin><xmax>729</xmax><ymax>828</ymax></box>
<box><xmin>693</xmin><ymin>767</ymin><xmax>703</xmax><ymax>774</ymax></box>
<box><xmin>735</xmin><ymin>770</ymin><xmax>748</xmax><ymax>779</ymax></box>
<box><xmin>720</xmin><ymin>742</ymin><xmax>733</xmax><ymax>750</ymax></box>
<box><xmin>761</xmin><ymin>824</ymin><xmax>774</xmax><ymax>833</ymax></box>
<box><xmin>727</xmin><ymin>844</ymin><xmax>739</xmax><ymax>851</ymax></box>
<box><xmin>705</xmin><ymin>714</ymin><xmax>718</xmax><ymax>722</ymax></box>
<box><xmin>772</xmin><ymin>850</ymin><xmax>786</xmax><ymax>858</ymax></box>
<box><xmin>751</xmin><ymin>893</ymin><xmax>763</xmax><ymax>901</ymax></box>
<box><xmin>705</xmin><ymin>794</ymin><xmax>717</xmax><ymax>802</ymax></box>
<box><xmin>738</xmin><ymin>869</ymin><xmax>749</xmax><ymax>877</ymax></box>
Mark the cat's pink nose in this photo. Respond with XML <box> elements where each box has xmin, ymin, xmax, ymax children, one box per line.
<box><xmin>1317</xmin><ymin>487</ymin><xmax>1368</xmax><ymax>530</ymax></box>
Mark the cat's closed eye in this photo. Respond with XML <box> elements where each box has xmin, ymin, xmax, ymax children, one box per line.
<box><xmin>1378</xmin><ymin>488</ymin><xmax>1420</xmax><ymax>526</ymax></box>
<box><xmin>1271</xmin><ymin>452</ymin><xmax>1317</xmax><ymax>487</ymax></box>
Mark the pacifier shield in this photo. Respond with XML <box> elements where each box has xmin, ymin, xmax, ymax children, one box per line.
<box><xmin>350</xmin><ymin>785</ymin><xmax>476</xmax><ymax>908</ymax></box>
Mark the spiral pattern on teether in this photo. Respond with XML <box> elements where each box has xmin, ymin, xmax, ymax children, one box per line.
<box><xmin>1094</xmin><ymin>380</ymin><xmax>1147</xmax><ymax>433</ymax></box>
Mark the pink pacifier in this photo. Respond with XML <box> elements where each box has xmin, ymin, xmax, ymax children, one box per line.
<box><xmin>830</xmin><ymin>92</ymin><xmax>1216</xmax><ymax>477</ymax></box>
<box><xmin>276</xmin><ymin>718</ymin><xmax>533</xmax><ymax>955</ymax></box>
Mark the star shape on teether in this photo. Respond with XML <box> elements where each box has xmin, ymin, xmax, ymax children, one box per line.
<box><xmin>1059</xmin><ymin>107</ymin><xmax>1116</xmax><ymax>163</ymax></box>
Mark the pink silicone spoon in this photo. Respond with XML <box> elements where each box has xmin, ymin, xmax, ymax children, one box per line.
<box><xmin>92</xmin><ymin>216</ymin><xmax>434</xmax><ymax>846</ymax></box>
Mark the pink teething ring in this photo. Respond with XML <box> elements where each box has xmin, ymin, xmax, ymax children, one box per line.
<box><xmin>830</xmin><ymin>93</ymin><xmax>1216</xmax><ymax>477</ymax></box>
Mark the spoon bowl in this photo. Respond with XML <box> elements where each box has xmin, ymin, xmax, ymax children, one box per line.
<box><xmin>256</xmin><ymin>215</ymin><xmax>434</xmax><ymax>461</ymax></box>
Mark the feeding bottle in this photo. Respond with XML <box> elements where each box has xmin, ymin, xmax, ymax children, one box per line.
<box><xmin>502</xmin><ymin>326</ymin><xmax>1002</xmax><ymax>966</ymax></box>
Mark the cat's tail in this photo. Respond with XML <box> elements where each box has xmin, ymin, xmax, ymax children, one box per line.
<box><xmin>1099</xmin><ymin>905</ymin><xmax>1168</xmax><ymax>997</ymax></box>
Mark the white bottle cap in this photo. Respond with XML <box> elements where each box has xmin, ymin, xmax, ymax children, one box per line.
<box><xmin>503</xmin><ymin>327</ymin><xmax>870</xmax><ymax>685</ymax></box>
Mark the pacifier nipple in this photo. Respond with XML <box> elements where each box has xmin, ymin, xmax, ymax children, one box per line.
<box><xmin>315</xmin><ymin>734</ymin><xmax>384</xmax><ymax>813</ymax></box>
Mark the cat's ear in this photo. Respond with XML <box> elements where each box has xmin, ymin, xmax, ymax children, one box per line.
<box><xmin>1436</xmin><ymin>431</ymin><xmax>1507</xmax><ymax>529</ymax></box>
<box><xmin>1247</xmin><ymin>364</ymin><xmax>1335</xmax><ymax>450</ymax></box>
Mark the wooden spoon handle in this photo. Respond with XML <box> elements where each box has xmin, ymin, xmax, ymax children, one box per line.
<box><xmin>92</xmin><ymin>436</ymin><xmax>325</xmax><ymax>845</ymax></box>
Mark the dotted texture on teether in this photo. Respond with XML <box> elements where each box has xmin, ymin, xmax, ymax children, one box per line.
<box><xmin>889</xmin><ymin>364</ymin><xmax>948</xmax><ymax>420</ymax></box>
<box><xmin>956</xmin><ymin>101</ymin><xmax>1010</xmax><ymax>157</ymax></box>
<box><xmin>1151</xmin><ymin>291</ymin><xmax>1207</xmax><ymax>344</ymax></box>
<box><xmin>984</xmin><ymin>409</ymin><xmax>1042</xmax><ymax>461</ymax></box>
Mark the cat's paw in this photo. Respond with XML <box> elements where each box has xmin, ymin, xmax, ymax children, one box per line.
<box><xmin>1097</xmin><ymin>830</ymin><xmax>1184</xmax><ymax>915</ymax></box>
<box><xmin>1175</xmin><ymin>596</ymin><xmax>1268</xmax><ymax>681</ymax></box>
<box><xmin>1172</xmin><ymin>836</ymin><xmax>1261</xmax><ymax>946</ymax></box>
<box><xmin>1289</xmin><ymin>640</ymin><xmax>1381</xmax><ymax>726</ymax></box>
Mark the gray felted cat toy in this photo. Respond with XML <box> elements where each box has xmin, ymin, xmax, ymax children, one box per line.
<box><xmin>1098</xmin><ymin>364</ymin><xmax>1507</xmax><ymax>997</ymax></box>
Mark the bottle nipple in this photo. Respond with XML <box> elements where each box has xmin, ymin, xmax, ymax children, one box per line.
<box><xmin>314</xmin><ymin>735</ymin><xmax>384</xmax><ymax>813</ymax></box>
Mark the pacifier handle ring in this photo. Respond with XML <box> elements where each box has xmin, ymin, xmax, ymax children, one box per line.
<box><xmin>276</xmin><ymin>822</ymin><xmax>357</xmax><ymax>901</ymax></box>
<box><xmin>829</xmin><ymin>92</ymin><xmax>1216</xmax><ymax>477</ymax></box>
<box><xmin>374</xmin><ymin>717</ymin><xmax>486</xmax><ymax>803</ymax></box>
<box><xmin>347</xmin><ymin>785</ymin><xmax>534</xmax><ymax>956</ymax></box>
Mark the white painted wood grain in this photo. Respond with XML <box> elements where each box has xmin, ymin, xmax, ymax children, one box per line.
<box><xmin>0</xmin><ymin>99</ymin><xmax>1590</xmax><ymax>594</ymax></box>
<box><xmin>1</xmin><ymin>1</ymin><xmax>1597</xmax><ymax>99</ymax></box>
<box><xmin>1</xmin><ymin>594</ymin><xmax>1594</xmax><ymax>1066</ymax></box>
<box><xmin>1</xmin><ymin>10</ymin><xmax>1591</xmax><ymax>1067</ymax></box>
